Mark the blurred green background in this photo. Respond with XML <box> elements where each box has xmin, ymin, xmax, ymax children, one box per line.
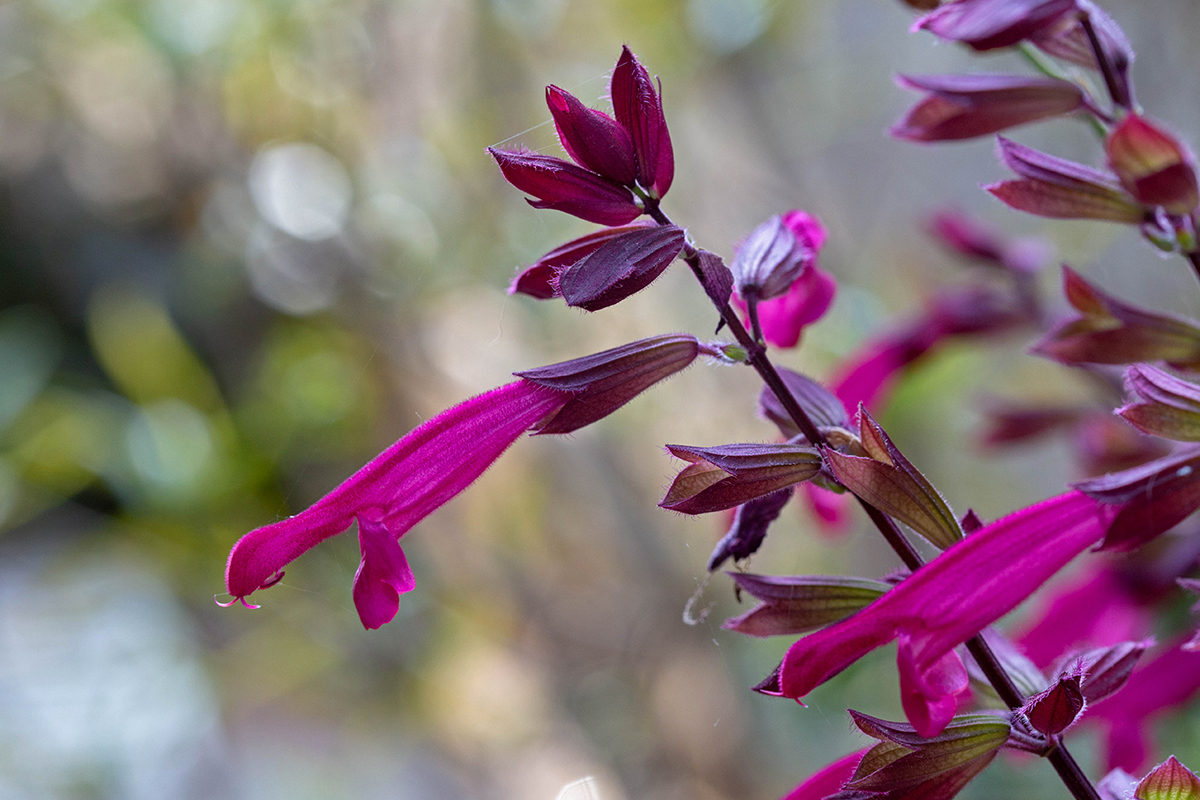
<box><xmin>2</xmin><ymin>0</ymin><xmax>1200</xmax><ymax>797</ymax></box>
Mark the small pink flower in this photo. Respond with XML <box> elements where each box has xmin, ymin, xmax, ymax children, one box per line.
<box><xmin>225</xmin><ymin>380</ymin><xmax>571</xmax><ymax>629</ymax></box>
<box><xmin>732</xmin><ymin>210</ymin><xmax>836</xmax><ymax>349</ymax></box>
<box><xmin>770</xmin><ymin>490</ymin><xmax>1120</xmax><ymax>736</ymax></box>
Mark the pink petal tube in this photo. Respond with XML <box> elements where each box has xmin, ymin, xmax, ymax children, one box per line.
<box><xmin>779</xmin><ymin>490</ymin><xmax>1119</xmax><ymax>734</ymax></box>
<box><xmin>225</xmin><ymin>380</ymin><xmax>570</xmax><ymax>626</ymax></box>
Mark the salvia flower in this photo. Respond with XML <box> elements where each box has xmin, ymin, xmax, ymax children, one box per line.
<box><xmin>1106</xmin><ymin>114</ymin><xmax>1200</xmax><ymax>215</ymax></box>
<box><xmin>611</xmin><ymin>45</ymin><xmax>674</xmax><ymax>198</ymax></box>
<box><xmin>224</xmin><ymin>335</ymin><xmax>706</xmax><ymax>628</ymax></box>
<box><xmin>487</xmin><ymin>147</ymin><xmax>643</xmax><ymax>225</ymax></box>
<box><xmin>987</xmin><ymin>137</ymin><xmax>1146</xmax><ymax>223</ymax></box>
<box><xmin>1032</xmin><ymin>1</ymin><xmax>1135</xmax><ymax>107</ymax></box>
<box><xmin>770</xmin><ymin>490</ymin><xmax>1120</xmax><ymax>736</ymax></box>
<box><xmin>732</xmin><ymin>210</ymin><xmax>835</xmax><ymax>348</ymax></box>
<box><xmin>1118</xmin><ymin>364</ymin><xmax>1200</xmax><ymax>442</ymax></box>
<box><xmin>891</xmin><ymin>74</ymin><xmax>1086</xmax><ymax>142</ymax></box>
<box><xmin>660</xmin><ymin>441</ymin><xmax>823</xmax><ymax>514</ymax></box>
<box><xmin>844</xmin><ymin>710</ymin><xmax>1011</xmax><ymax>796</ymax></box>
<box><xmin>1033</xmin><ymin>266</ymin><xmax>1200</xmax><ymax>368</ymax></box>
<box><xmin>914</xmin><ymin>0</ymin><xmax>1080</xmax><ymax>51</ymax></box>
<box><xmin>723</xmin><ymin>573</ymin><xmax>891</xmax><ymax>637</ymax></box>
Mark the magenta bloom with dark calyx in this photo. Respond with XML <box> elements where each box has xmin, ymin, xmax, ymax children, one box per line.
<box><xmin>891</xmin><ymin>74</ymin><xmax>1084</xmax><ymax>142</ymax></box>
<box><xmin>773</xmin><ymin>490</ymin><xmax>1120</xmax><ymax>736</ymax></box>
<box><xmin>611</xmin><ymin>45</ymin><xmax>673</xmax><ymax>198</ymax></box>
<box><xmin>914</xmin><ymin>0</ymin><xmax>1080</xmax><ymax>51</ymax></box>
<box><xmin>225</xmin><ymin>335</ymin><xmax>707</xmax><ymax>629</ymax></box>
<box><xmin>224</xmin><ymin>380</ymin><xmax>571</xmax><ymax>629</ymax></box>
<box><xmin>987</xmin><ymin>137</ymin><xmax>1145</xmax><ymax>223</ymax></box>
<box><xmin>1106</xmin><ymin>114</ymin><xmax>1200</xmax><ymax>215</ymax></box>
<box><xmin>546</xmin><ymin>84</ymin><xmax>637</xmax><ymax>186</ymax></box>
<box><xmin>732</xmin><ymin>210</ymin><xmax>835</xmax><ymax>349</ymax></box>
<box><xmin>487</xmin><ymin>147</ymin><xmax>643</xmax><ymax>225</ymax></box>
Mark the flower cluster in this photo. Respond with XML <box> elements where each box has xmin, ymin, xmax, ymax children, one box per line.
<box><xmin>221</xmin><ymin>17</ymin><xmax>1200</xmax><ymax>800</ymax></box>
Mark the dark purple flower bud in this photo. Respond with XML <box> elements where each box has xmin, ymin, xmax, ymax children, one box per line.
<box><xmin>730</xmin><ymin>214</ymin><xmax>812</xmax><ymax>300</ymax></box>
<box><xmin>1107</xmin><ymin>115</ymin><xmax>1200</xmax><ymax>215</ymax></box>
<box><xmin>892</xmin><ymin>74</ymin><xmax>1085</xmax><ymax>142</ymax></box>
<box><xmin>1118</xmin><ymin>364</ymin><xmax>1200</xmax><ymax>442</ymax></box>
<box><xmin>487</xmin><ymin>147</ymin><xmax>642</xmax><ymax>225</ymax></box>
<box><xmin>1076</xmin><ymin>639</ymin><xmax>1152</xmax><ymax>703</ymax></box>
<box><xmin>556</xmin><ymin>224</ymin><xmax>685</xmax><ymax>311</ymax></box>
<box><xmin>914</xmin><ymin>0</ymin><xmax>1079</xmax><ymax>51</ymax></box>
<box><xmin>660</xmin><ymin>442</ymin><xmax>823</xmax><ymax>514</ymax></box>
<box><xmin>509</xmin><ymin>221</ymin><xmax>656</xmax><ymax>299</ymax></box>
<box><xmin>1136</xmin><ymin>757</ymin><xmax>1200</xmax><ymax>800</ymax></box>
<box><xmin>707</xmin><ymin>489</ymin><xmax>791</xmax><ymax>571</ymax></box>
<box><xmin>517</xmin><ymin>333</ymin><xmax>703</xmax><ymax>435</ymax></box>
<box><xmin>759</xmin><ymin>366</ymin><xmax>850</xmax><ymax>441</ymax></box>
<box><xmin>610</xmin><ymin>46</ymin><xmax>674</xmax><ymax>199</ymax></box>
<box><xmin>723</xmin><ymin>573</ymin><xmax>890</xmax><ymax>637</ymax></box>
<box><xmin>1023</xmin><ymin>674</ymin><xmax>1085</xmax><ymax>735</ymax></box>
<box><xmin>545</xmin><ymin>85</ymin><xmax>637</xmax><ymax>186</ymax></box>
<box><xmin>1074</xmin><ymin>446</ymin><xmax>1200</xmax><ymax>551</ymax></box>
<box><xmin>1032</xmin><ymin>1</ymin><xmax>1135</xmax><ymax>107</ymax></box>
<box><xmin>986</xmin><ymin>137</ymin><xmax>1144</xmax><ymax>223</ymax></box>
<box><xmin>825</xmin><ymin>409</ymin><xmax>964</xmax><ymax>550</ymax></box>
<box><xmin>1033</xmin><ymin>267</ymin><xmax>1200</xmax><ymax>367</ymax></box>
<box><xmin>960</xmin><ymin>509</ymin><xmax>985</xmax><ymax>533</ymax></box>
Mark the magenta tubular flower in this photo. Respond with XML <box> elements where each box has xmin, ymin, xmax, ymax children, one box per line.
<box><xmin>225</xmin><ymin>380</ymin><xmax>571</xmax><ymax>629</ymax></box>
<box><xmin>611</xmin><ymin>45</ymin><xmax>674</xmax><ymax>198</ymax></box>
<box><xmin>891</xmin><ymin>74</ymin><xmax>1085</xmax><ymax>142</ymax></box>
<box><xmin>774</xmin><ymin>490</ymin><xmax>1120</xmax><ymax>736</ymax></box>
<box><xmin>780</xmin><ymin>749</ymin><xmax>868</xmax><ymax>800</ymax></box>
<box><xmin>225</xmin><ymin>335</ymin><xmax>707</xmax><ymax>629</ymax></box>
<box><xmin>914</xmin><ymin>0</ymin><xmax>1080</xmax><ymax>51</ymax></box>
<box><xmin>487</xmin><ymin>147</ymin><xmax>643</xmax><ymax>225</ymax></box>
<box><xmin>1086</xmin><ymin>640</ymin><xmax>1200</xmax><ymax>773</ymax></box>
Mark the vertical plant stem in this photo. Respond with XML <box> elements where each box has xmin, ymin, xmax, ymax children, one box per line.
<box><xmin>1080</xmin><ymin>10</ymin><xmax>1128</xmax><ymax>109</ymax></box>
<box><xmin>645</xmin><ymin>201</ymin><xmax>1101</xmax><ymax>800</ymax></box>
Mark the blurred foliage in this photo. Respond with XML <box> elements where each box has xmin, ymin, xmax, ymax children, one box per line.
<box><xmin>1</xmin><ymin>0</ymin><xmax>1200</xmax><ymax>798</ymax></box>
